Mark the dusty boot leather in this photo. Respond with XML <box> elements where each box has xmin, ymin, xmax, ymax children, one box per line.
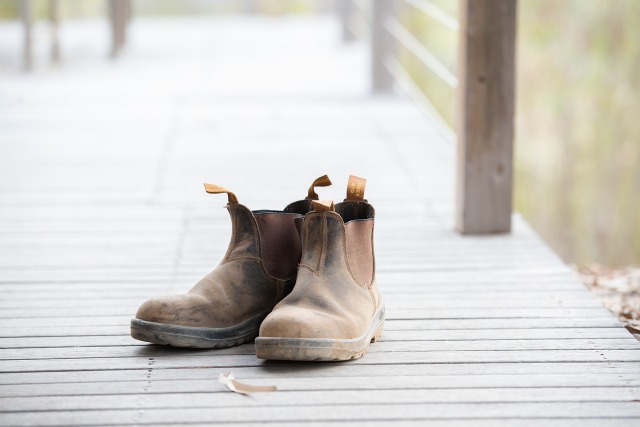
<box><xmin>256</xmin><ymin>175</ymin><xmax>385</xmax><ymax>361</ymax></box>
<box><xmin>130</xmin><ymin>176</ymin><xmax>332</xmax><ymax>348</ymax></box>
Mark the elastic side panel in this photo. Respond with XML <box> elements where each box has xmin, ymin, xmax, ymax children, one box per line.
<box><xmin>254</xmin><ymin>212</ymin><xmax>303</xmax><ymax>280</ymax></box>
<box><xmin>335</xmin><ymin>201</ymin><xmax>375</xmax><ymax>223</ymax></box>
<box><xmin>344</xmin><ymin>219</ymin><xmax>374</xmax><ymax>287</ymax></box>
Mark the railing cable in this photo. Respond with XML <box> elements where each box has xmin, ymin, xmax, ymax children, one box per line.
<box><xmin>385</xmin><ymin>16</ymin><xmax>458</xmax><ymax>88</ymax></box>
<box><xmin>385</xmin><ymin>56</ymin><xmax>456</xmax><ymax>143</ymax></box>
<box><xmin>404</xmin><ymin>0</ymin><xmax>459</xmax><ymax>31</ymax></box>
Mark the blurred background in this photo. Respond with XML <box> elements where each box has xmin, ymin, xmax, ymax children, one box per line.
<box><xmin>1</xmin><ymin>0</ymin><xmax>638</xmax><ymax>268</ymax></box>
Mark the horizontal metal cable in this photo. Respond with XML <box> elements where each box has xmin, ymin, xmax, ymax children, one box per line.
<box><xmin>404</xmin><ymin>0</ymin><xmax>460</xmax><ymax>31</ymax></box>
<box><xmin>385</xmin><ymin>16</ymin><xmax>459</xmax><ymax>88</ymax></box>
<box><xmin>384</xmin><ymin>56</ymin><xmax>456</xmax><ymax>144</ymax></box>
<box><xmin>350</xmin><ymin>0</ymin><xmax>369</xmax><ymax>17</ymax></box>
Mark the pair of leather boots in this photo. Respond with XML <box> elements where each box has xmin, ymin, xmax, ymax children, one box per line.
<box><xmin>130</xmin><ymin>175</ymin><xmax>384</xmax><ymax>361</ymax></box>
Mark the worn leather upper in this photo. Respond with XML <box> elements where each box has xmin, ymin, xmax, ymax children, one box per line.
<box><xmin>259</xmin><ymin>200</ymin><xmax>381</xmax><ymax>340</ymax></box>
<box><xmin>135</xmin><ymin>202</ymin><xmax>306</xmax><ymax>329</ymax></box>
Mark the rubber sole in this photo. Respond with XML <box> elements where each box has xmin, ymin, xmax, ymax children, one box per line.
<box><xmin>255</xmin><ymin>306</ymin><xmax>385</xmax><ymax>361</ymax></box>
<box><xmin>130</xmin><ymin>311</ymin><xmax>270</xmax><ymax>348</ymax></box>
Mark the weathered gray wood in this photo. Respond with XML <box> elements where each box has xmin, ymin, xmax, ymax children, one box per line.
<box><xmin>0</xmin><ymin>317</ymin><xmax>626</xmax><ymax>339</ymax></box>
<box><xmin>1</xmin><ymin>327</ymin><xmax>634</xmax><ymax>349</ymax></box>
<box><xmin>49</xmin><ymin>0</ymin><xmax>60</xmax><ymax>63</ymax></box>
<box><xmin>19</xmin><ymin>0</ymin><xmax>33</xmax><ymax>71</ymax></box>
<box><xmin>98</xmin><ymin>422</ymin><xmax>638</xmax><ymax>427</ymax></box>
<box><xmin>0</xmin><ymin>294</ymin><xmax>604</xmax><ymax>310</ymax></box>
<box><xmin>3</xmin><ymin>402</ymin><xmax>640</xmax><ymax>426</ymax></box>
<box><xmin>108</xmin><ymin>0</ymin><xmax>127</xmax><ymax>58</ymax></box>
<box><xmin>456</xmin><ymin>0</ymin><xmax>517</xmax><ymax>234</ymax></box>
<box><xmin>4</xmin><ymin>373</ymin><xmax>640</xmax><ymax>398</ymax></box>
<box><xmin>3</xmin><ymin>387</ymin><xmax>640</xmax><ymax>412</ymax></box>
<box><xmin>0</xmin><ymin>307</ymin><xmax>616</xmax><ymax>327</ymax></box>
<box><xmin>2</xmin><ymin>339</ymin><xmax>638</xmax><ymax>361</ymax></box>
<box><xmin>3</xmin><ymin>362</ymin><xmax>640</xmax><ymax>388</ymax></box>
<box><xmin>372</xmin><ymin>0</ymin><xmax>395</xmax><ymax>91</ymax></box>
<box><xmin>2</xmin><ymin>350</ymin><xmax>640</xmax><ymax>374</ymax></box>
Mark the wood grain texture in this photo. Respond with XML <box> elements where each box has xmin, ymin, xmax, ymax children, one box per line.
<box><xmin>456</xmin><ymin>0</ymin><xmax>517</xmax><ymax>234</ymax></box>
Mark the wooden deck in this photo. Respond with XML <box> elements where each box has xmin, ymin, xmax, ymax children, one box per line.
<box><xmin>1</xmin><ymin>16</ymin><xmax>639</xmax><ymax>426</ymax></box>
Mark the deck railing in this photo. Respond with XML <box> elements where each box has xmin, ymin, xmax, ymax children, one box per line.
<box><xmin>18</xmin><ymin>0</ymin><xmax>131</xmax><ymax>70</ymax></box>
<box><xmin>16</xmin><ymin>0</ymin><xmax>515</xmax><ymax>235</ymax></box>
<box><xmin>340</xmin><ymin>0</ymin><xmax>517</xmax><ymax>235</ymax></box>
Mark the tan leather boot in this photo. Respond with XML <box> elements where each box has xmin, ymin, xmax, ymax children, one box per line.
<box><xmin>130</xmin><ymin>176</ymin><xmax>332</xmax><ymax>348</ymax></box>
<box><xmin>256</xmin><ymin>176</ymin><xmax>385</xmax><ymax>361</ymax></box>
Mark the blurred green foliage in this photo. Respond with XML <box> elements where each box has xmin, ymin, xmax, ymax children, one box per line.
<box><xmin>0</xmin><ymin>0</ymin><xmax>106</xmax><ymax>20</ymax></box>
<box><xmin>402</xmin><ymin>0</ymin><xmax>640</xmax><ymax>266</ymax></box>
<box><xmin>400</xmin><ymin>0</ymin><xmax>457</xmax><ymax>126</ymax></box>
<box><xmin>0</xmin><ymin>0</ymin><xmax>316</xmax><ymax>20</ymax></box>
<box><xmin>516</xmin><ymin>0</ymin><xmax>640</xmax><ymax>265</ymax></box>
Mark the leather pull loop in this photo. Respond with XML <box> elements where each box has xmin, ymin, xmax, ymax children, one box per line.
<box><xmin>307</xmin><ymin>175</ymin><xmax>332</xmax><ymax>200</ymax></box>
<box><xmin>312</xmin><ymin>200</ymin><xmax>335</xmax><ymax>212</ymax></box>
<box><xmin>346</xmin><ymin>175</ymin><xmax>366</xmax><ymax>201</ymax></box>
<box><xmin>203</xmin><ymin>183</ymin><xmax>238</xmax><ymax>204</ymax></box>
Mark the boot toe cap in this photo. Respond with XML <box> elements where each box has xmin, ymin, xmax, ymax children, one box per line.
<box><xmin>260</xmin><ymin>306</ymin><xmax>353</xmax><ymax>340</ymax></box>
<box><xmin>135</xmin><ymin>294</ymin><xmax>214</xmax><ymax>327</ymax></box>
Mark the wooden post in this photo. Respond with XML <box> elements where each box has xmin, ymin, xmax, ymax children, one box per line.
<box><xmin>122</xmin><ymin>0</ymin><xmax>132</xmax><ymax>46</ymax></box>
<box><xmin>109</xmin><ymin>0</ymin><xmax>118</xmax><ymax>57</ymax></box>
<box><xmin>20</xmin><ymin>0</ymin><xmax>33</xmax><ymax>71</ymax></box>
<box><xmin>339</xmin><ymin>0</ymin><xmax>355</xmax><ymax>42</ymax></box>
<box><xmin>109</xmin><ymin>0</ymin><xmax>128</xmax><ymax>58</ymax></box>
<box><xmin>455</xmin><ymin>0</ymin><xmax>517</xmax><ymax>234</ymax></box>
<box><xmin>49</xmin><ymin>0</ymin><xmax>61</xmax><ymax>63</ymax></box>
<box><xmin>371</xmin><ymin>0</ymin><xmax>395</xmax><ymax>91</ymax></box>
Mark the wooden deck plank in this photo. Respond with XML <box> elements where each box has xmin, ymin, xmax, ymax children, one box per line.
<box><xmin>2</xmin><ymin>350</ymin><xmax>640</xmax><ymax>374</ymax></box>
<box><xmin>3</xmin><ymin>373</ymin><xmax>640</xmax><ymax>397</ymax></box>
<box><xmin>3</xmin><ymin>362</ymin><xmax>639</xmax><ymax>388</ymax></box>
<box><xmin>0</xmin><ymin>318</ymin><xmax>628</xmax><ymax>340</ymax></box>
<box><xmin>2</xmin><ymin>339</ymin><xmax>639</xmax><ymax>362</ymax></box>
<box><xmin>0</xmin><ymin>15</ymin><xmax>638</xmax><ymax>426</ymax></box>
<box><xmin>2</xmin><ymin>328</ymin><xmax>636</xmax><ymax>349</ymax></box>
<box><xmin>3</xmin><ymin>402</ymin><xmax>640</xmax><ymax>426</ymax></box>
<box><xmin>3</xmin><ymin>387</ymin><xmax>640</xmax><ymax>411</ymax></box>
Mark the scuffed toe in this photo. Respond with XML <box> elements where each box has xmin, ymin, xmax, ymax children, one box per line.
<box><xmin>259</xmin><ymin>306</ymin><xmax>346</xmax><ymax>340</ymax></box>
<box><xmin>135</xmin><ymin>294</ymin><xmax>214</xmax><ymax>327</ymax></box>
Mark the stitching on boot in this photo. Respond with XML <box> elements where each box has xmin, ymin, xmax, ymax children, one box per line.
<box><xmin>224</xmin><ymin>205</ymin><xmax>261</xmax><ymax>264</ymax></box>
<box><xmin>299</xmin><ymin>263</ymin><xmax>320</xmax><ymax>276</ymax></box>
<box><xmin>299</xmin><ymin>213</ymin><xmax>321</xmax><ymax>275</ymax></box>
<box><xmin>274</xmin><ymin>280</ymin><xmax>284</xmax><ymax>303</ymax></box>
<box><xmin>319</xmin><ymin>214</ymin><xmax>327</xmax><ymax>273</ymax></box>
<box><xmin>241</xmin><ymin>206</ymin><xmax>261</xmax><ymax>258</ymax></box>
<box><xmin>222</xmin><ymin>206</ymin><xmax>236</xmax><ymax>263</ymax></box>
<box><xmin>337</xmin><ymin>214</ymin><xmax>369</xmax><ymax>289</ymax></box>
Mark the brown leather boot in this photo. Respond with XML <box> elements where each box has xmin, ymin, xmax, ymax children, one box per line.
<box><xmin>130</xmin><ymin>176</ymin><xmax>332</xmax><ymax>348</ymax></box>
<box><xmin>256</xmin><ymin>176</ymin><xmax>385</xmax><ymax>361</ymax></box>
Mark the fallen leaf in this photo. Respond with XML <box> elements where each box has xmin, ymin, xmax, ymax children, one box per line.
<box><xmin>218</xmin><ymin>372</ymin><xmax>277</xmax><ymax>395</ymax></box>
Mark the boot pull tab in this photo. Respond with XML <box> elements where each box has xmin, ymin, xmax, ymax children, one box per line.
<box><xmin>312</xmin><ymin>200</ymin><xmax>335</xmax><ymax>212</ymax></box>
<box><xmin>346</xmin><ymin>175</ymin><xmax>366</xmax><ymax>201</ymax></box>
<box><xmin>203</xmin><ymin>183</ymin><xmax>238</xmax><ymax>205</ymax></box>
<box><xmin>307</xmin><ymin>175</ymin><xmax>332</xmax><ymax>200</ymax></box>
